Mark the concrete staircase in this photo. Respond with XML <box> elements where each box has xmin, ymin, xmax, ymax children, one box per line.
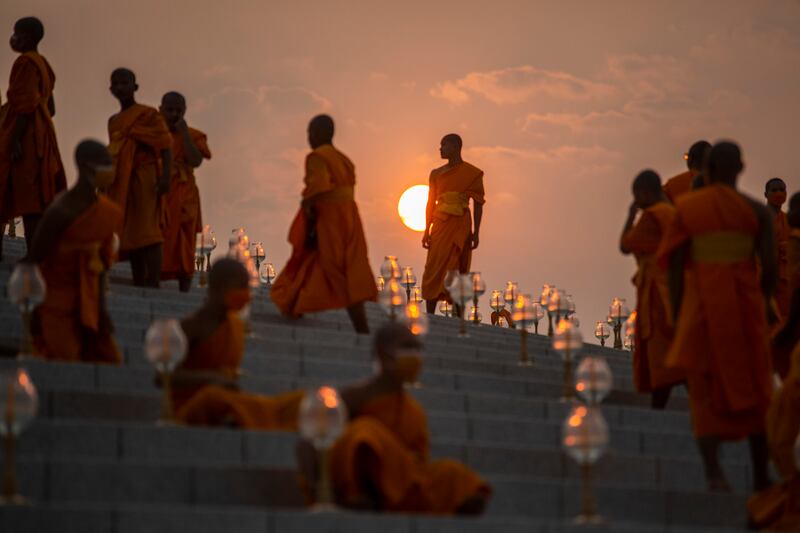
<box><xmin>0</xmin><ymin>236</ymin><xmax>751</xmax><ymax>532</ymax></box>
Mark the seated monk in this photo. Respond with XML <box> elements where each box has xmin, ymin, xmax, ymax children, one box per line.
<box><xmin>773</xmin><ymin>193</ymin><xmax>800</xmax><ymax>379</ymax></box>
<box><xmin>747</xmin><ymin>342</ymin><xmax>800</xmax><ymax>531</ymax></box>
<box><xmin>171</xmin><ymin>258</ymin><xmax>304</xmax><ymax>428</ymax></box>
<box><xmin>620</xmin><ymin>170</ymin><xmax>684</xmax><ymax>409</ymax></box>
<box><xmin>299</xmin><ymin>323</ymin><xmax>491</xmax><ymax>514</ymax></box>
<box><xmin>25</xmin><ymin>140</ymin><xmax>122</xmax><ymax>363</ymax></box>
<box><xmin>662</xmin><ymin>140</ymin><xmax>709</xmax><ymax>204</ymax></box>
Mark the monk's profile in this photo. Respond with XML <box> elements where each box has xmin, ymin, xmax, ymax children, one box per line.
<box><xmin>619</xmin><ymin>170</ymin><xmax>683</xmax><ymax>409</ymax></box>
<box><xmin>765</xmin><ymin>177</ymin><xmax>790</xmax><ymax>318</ymax></box>
<box><xmin>0</xmin><ymin>16</ymin><xmax>66</xmax><ymax>258</ymax></box>
<box><xmin>105</xmin><ymin>68</ymin><xmax>172</xmax><ymax>288</ymax></box>
<box><xmin>159</xmin><ymin>91</ymin><xmax>210</xmax><ymax>292</ymax></box>
<box><xmin>659</xmin><ymin>141</ymin><xmax>776</xmax><ymax>492</ymax></box>
<box><xmin>271</xmin><ymin>114</ymin><xmax>377</xmax><ymax>333</ymax></box>
<box><xmin>662</xmin><ymin>140</ymin><xmax>710</xmax><ymax>204</ymax></box>
<box><xmin>420</xmin><ymin>134</ymin><xmax>485</xmax><ymax>315</ymax></box>
<box><xmin>25</xmin><ymin>139</ymin><xmax>122</xmax><ymax>363</ymax></box>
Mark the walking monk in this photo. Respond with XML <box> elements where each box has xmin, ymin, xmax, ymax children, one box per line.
<box><xmin>159</xmin><ymin>92</ymin><xmax>210</xmax><ymax>292</ymax></box>
<box><xmin>663</xmin><ymin>140</ymin><xmax>710</xmax><ymax>204</ymax></box>
<box><xmin>299</xmin><ymin>322</ymin><xmax>491</xmax><ymax>514</ymax></box>
<box><xmin>0</xmin><ymin>17</ymin><xmax>66</xmax><ymax>257</ymax></box>
<box><xmin>24</xmin><ymin>140</ymin><xmax>122</xmax><ymax>363</ymax></box>
<box><xmin>105</xmin><ymin>68</ymin><xmax>172</xmax><ymax>288</ymax></box>
<box><xmin>170</xmin><ymin>258</ymin><xmax>304</xmax><ymax>427</ymax></box>
<box><xmin>747</xmin><ymin>342</ymin><xmax>800</xmax><ymax>531</ymax></box>
<box><xmin>620</xmin><ymin>170</ymin><xmax>683</xmax><ymax>409</ymax></box>
<box><xmin>659</xmin><ymin>141</ymin><xmax>776</xmax><ymax>492</ymax></box>
<box><xmin>765</xmin><ymin>178</ymin><xmax>790</xmax><ymax>318</ymax></box>
<box><xmin>421</xmin><ymin>134</ymin><xmax>485</xmax><ymax>315</ymax></box>
<box><xmin>271</xmin><ymin>115</ymin><xmax>376</xmax><ymax>333</ymax></box>
<box><xmin>773</xmin><ymin>193</ymin><xmax>800</xmax><ymax>379</ymax></box>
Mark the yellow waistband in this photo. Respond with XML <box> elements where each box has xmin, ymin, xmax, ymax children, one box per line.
<box><xmin>315</xmin><ymin>185</ymin><xmax>354</xmax><ymax>202</ymax></box>
<box><xmin>59</xmin><ymin>241</ymin><xmax>105</xmax><ymax>273</ymax></box>
<box><xmin>691</xmin><ymin>232</ymin><xmax>754</xmax><ymax>263</ymax></box>
<box><xmin>435</xmin><ymin>191</ymin><xmax>468</xmax><ymax>217</ymax></box>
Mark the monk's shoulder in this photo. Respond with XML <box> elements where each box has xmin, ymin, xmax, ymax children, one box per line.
<box><xmin>430</xmin><ymin>164</ymin><xmax>449</xmax><ymax>178</ymax></box>
<box><xmin>738</xmin><ymin>192</ymin><xmax>772</xmax><ymax>227</ymax></box>
<box><xmin>96</xmin><ymin>194</ymin><xmax>124</xmax><ymax>221</ymax></box>
<box><xmin>461</xmin><ymin>161</ymin><xmax>484</xmax><ymax>178</ymax></box>
<box><xmin>188</xmin><ymin>126</ymin><xmax>207</xmax><ymax>141</ymax></box>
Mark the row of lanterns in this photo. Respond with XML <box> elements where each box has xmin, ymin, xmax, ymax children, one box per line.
<box><xmin>195</xmin><ymin>226</ymin><xmax>276</xmax><ymax>289</ymax></box>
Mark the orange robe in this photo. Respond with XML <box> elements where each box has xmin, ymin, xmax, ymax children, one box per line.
<box><xmin>105</xmin><ymin>103</ymin><xmax>172</xmax><ymax>253</ymax></box>
<box><xmin>658</xmin><ymin>184</ymin><xmax>772</xmax><ymax>439</ymax></box>
<box><xmin>33</xmin><ymin>195</ymin><xmax>123</xmax><ymax>363</ymax></box>
<box><xmin>160</xmin><ymin>127</ymin><xmax>210</xmax><ymax>280</ymax></box>
<box><xmin>747</xmin><ymin>343</ymin><xmax>800</xmax><ymax>531</ymax></box>
<box><xmin>773</xmin><ymin>229</ymin><xmax>800</xmax><ymax>378</ymax></box>
<box><xmin>421</xmin><ymin>162</ymin><xmax>485</xmax><ymax>301</ymax></box>
<box><xmin>774</xmin><ymin>211</ymin><xmax>791</xmax><ymax>318</ymax></box>
<box><xmin>272</xmin><ymin>144</ymin><xmax>376</xmax><ymax>316</ymax></box>
<box><xmin>621</xmin><ymin>202</ymin><xmax>684</xmax><ymax>392</ymax></box>
<box><xmin>330</xmin><ymin>391</ymin><xmax>491</xmax><ymax>513</ymax></box>
<box><xmin>663</xmin><ymin>170</ymin><xmax>696</xmax><ymax>205</ymax></box>
<box><xmin>173</xmin><ymin>312</ymin><xmax>303</xmax><ymax>429</ymax></box>
<box><xmin>0</xmin><ymin>52</ymin><xmax>66</xmax><ymax>220</ymax></box>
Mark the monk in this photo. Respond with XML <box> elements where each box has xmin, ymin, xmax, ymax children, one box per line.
<box><xmin>662</xmin><ymin>140</ymin><xmax>710</xmax><ymax>204</ymax></box>
<box><xmin>271</xmin><ymin>115</ymin><xmax>376</xmax><ymax>333</ymax></box>
<box><xmin>298</xmin><ymin>322</ymin><xmax>491</xmax><ymax>514</ymax></box>
<box><xmin>620</xmin><ymin>170</ymin><xmax>683</xmax><ymax>409</ymax></box>
<box><xmin>23</xmin><ymin>140</ymin><xmax>122</xmax><ymax>363</ymax></box>
<box><xmin>158</xmin><ymin>92</ymin><xmax>210</xmax><ymax>292</ymax></box>
<box><xmin>105</xmin><ymin>68</ymin><xmax>172</xmax><ymax>288</ymax></box>
<box><xmin>171</xmin><ymin>258</ymin><xmax>304</xmax><ymax>428</ymax></box>
<box><xmin>773</xmin><ymin>193</ymin><xmax>800</xmax><ymax>379</ymax></box>
<box><xmin>659</xmin><ymin>141</ymin><xmax>776</xmax><ymax>492</ymax></box>
<box><xmin>747</xmin><ymin>342</ymin><xmax>800</xmax><ymax>530</ymax></box>
<box><xmin>421</xmin><ymin>134</ymin><xmax>485</xmax><ymax>315</ymax></box>
<box><xmin>0</xmin><ymin>17</ymin><xmax>66</xmax><ymax>259</ymax></box>
<box><xmin>766</xmin><ymin>178</ymin><xmax>790</xmax><ymax>318</ymax></box>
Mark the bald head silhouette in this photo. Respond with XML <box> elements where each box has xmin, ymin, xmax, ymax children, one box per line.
<box><xmin>706</xmin><ymin>141</ymin><xmax>744</xmax><ymax>186</ymax></box>
<box><xmin>686</xmin><ymin>140</ymin><xmax>711</xmax><ymax>171</ymax></box>
<box><xmin>632</xmin><ymin>169</ymin><xmax>664</xmax><ymax>208</ymax></box>
<box><xmin>308</xmin><ymin>114</ymin><xmax>334</xmax><ymax>149</ymax></box>
<box><xmin>11</xmin><ymin>17</ymin><xmax>44</xmax><ymax>52</ymax></box>
<box><xmin>160</xmin><ymin>91</ymin><xmax>187</xmax><ymax>129</ymax></box>
<box><xmin>209</xmin><ymin>258</ymin><xmax>249</xmax><ymax>293</ymax></box>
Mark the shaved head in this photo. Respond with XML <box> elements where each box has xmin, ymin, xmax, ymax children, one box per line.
<box><xmin>14</xmin><ymin>17</ymin><xmax>44</xmax><ymax>44</ymax></box>
<box><xmin>209</xmin><ymin>258</ymin><xmax>249</xmax><ymax>294</ymax></box>
<box><xmin>161</xmin><ymin>91</ymin><xmax>186</xmax><ymax>107</ymax></box>
<box><xmin>373</xmin><ymin>322</ymin><xmax>422</xmax><ymax>358</ymax></box>
<box><xmin>308</xmin><ymin>114</ymin><xmax>335</xmax><ymax>148</ymax></box>
<box><xmin>765</xmin><ymin>177</ymin><xmax>786</xmax><ymax>193</ymax></box>
<box><xmin>632</xmin><ymin>169</ymin><xmax>662</xmax><ymax>194</ymax></box>
<box><xmin>686</xmin><ymin>140</ymin><xmax>711</xmax><ymax>171</ymax></box>
<box><xmin>75</xmin><ymin>139</ymin><xmax>110</xmax><ymax>168</ymax></box>
<box><xmin>442</xmin><ymin>133</ymin><xmax>463</xmax><ymax>150</ymax></box>
<box><xmin>706</xmin><ymin>141</ymin><xmax>743</xmax><ymax>185</ymax></box>
<box><xmin>111</xmin><ymin>68</ymin><xmax>136</xmax><ymax>83</ymax></box>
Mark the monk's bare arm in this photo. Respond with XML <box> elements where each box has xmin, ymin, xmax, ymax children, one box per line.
<box><xmin>748</xmin><ymin>198</ymin><xmax>778</xmax><ymax>302</ymax></box>
<box><xmin>178</xmin><ymin>122</ymin><xmax>203</xmax><ymax>168</ymax></box>
<box><xmin>48</xmin><ymin>94</ymin><xmax>56</xmax><ymax>117</ymax></box>
<box><xmin>667</xmin><ymin>244</ymin><xmax>687</xmax><ymax>322</ymax></box>
<box><xmin>422</xmin><ymin>174</ymin><xmax>436</xmax><ymax>249</ymax></box>
<box><xmin>619</xmin><ymin>203</ymin><xmax>638</xmax><ymax>254</ymax></box>
<box><xmin>158</xmin><ymin>148</ymin><xmax>172</xmax><ymax>194</ymax></box>
<box><xmin>8</xmin><ymin>114</ymin><xmax>31</xmax><ymax>160</ymax></box>
<box><xmin>471</xmin><ymin>202</ymin><xmax>483</xmax><ymax>249</ymax></box>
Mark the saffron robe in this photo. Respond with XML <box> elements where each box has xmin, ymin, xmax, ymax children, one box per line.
<box><xmin>330</xmin><ymin>391</ymin><xmax>491</xmax><ymax>513</ymax></box>
<box><xmin>658</xmin><ymin>184</ymin><xmax>772</xmax><ymax>439</ymax></box>
<box><xmin>173</xmin><ymin>312</ymin><xmax>303</xmax><ymax>429</ymax></box>
<box><xmin>160</xmin><ymin>127</ymin><xmax>210</xmax><ymax>280</ymax></box>
<box><xmin>621</xmin><ymin>202</ymin><xmax>684</xmax><ymax>391</ymax></box>
<box><xmin>773</xmin><ymin>229</ymin><xmax>800</xmax><ymax>379</ymax></box>
<box><xmin>105</xmin><ymin>103</ymin><xmax>171</xmax><ymax>253</ymax></box>
<box><xmin>421</xmin><ymin>162</ymin><xmax>485</xmax><ymax>302</ymax></box>
<box><xmin>33</xmin><ymin>195</ymin><xmax>123</xmax><ymax>363</ymax></box>
<box><xmin>272</xmin><ymin>144</ymin><xmax>376</xmax><ymax>316</ymax></box>
<box><xmin>663</xmin><ymin>170</ymin><xmax>695</xmax><ymax>205</ymax></box>
<box><xmin>0</xmin><ymin>51</ymin><xmax>65</xmax><ymax>219</ymax></box>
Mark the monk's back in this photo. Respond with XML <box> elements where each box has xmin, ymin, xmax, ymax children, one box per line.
<box><xmin>181</xmin><ymin>313</ymin><xmax>244</xmax><ymax>372</ymax></box>
<box><xmin>675</xmin><ymin>185</ymin><xmax>758</xmax><ymax>236</ymax></box>
<box><xmin>314</xmin><ymin>144</ymin><xmax>355</xmax><ymax>188</ymax></box>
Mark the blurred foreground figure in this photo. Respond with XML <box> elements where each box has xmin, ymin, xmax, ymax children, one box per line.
<box><xmin>105</xmin><ymin>68</ymin><xmax>172</xmax><ymax>288</ymax></box>
<box><xmin>272</xmin><ymin>114</ymin><xmax>376</xmax><ymax>333</ymax></box>
<box><xmin>171</xmin><ymin>258</ymin><xmax>304</xmax><ymax>427</ymax></box>
<box><xmin>298</xmin><ymin>323</ymin><xmax>491</xmax><ymax>514</ymax></box>
<box><xmin>421</xmin><ymin>134</ymin><xmax>485</xmax><ymax>315</ymax></box>
<box><xmin>620</xmin><ymin>170</ymin><xmax>683</xmax><ymax>409</ymax></box>
<box><xmin>26</xmin><ymin>140</ymin><xmax>122</xmax><ymax>363</ymax></box>
<box><xmin>0</xmin><ymin>17</ymin><xmax>66</xmax><ymax>257</ymax></box>
<box><xmin>765</xmin><ymin>177</ymin><xmax>790</xmax><ymax>319</ymax></box>
<box><xmin>662</xmin><ymin>140</ymin><xmax>709</xmax><ymax>204</ymax></box>
<box><xmin>772</xmin><ymin>193</ymin><xmax>800</xmax><ymax>379</ymax></box>
<box><xmin>659</xmin><ymin>141</ymin><xmax>776</xmax><ymax>492</ymax></box>
<box><xmin>159</xmin><ymin>91</ymin><xmax>210</xmax><ymax>292</ymax></box>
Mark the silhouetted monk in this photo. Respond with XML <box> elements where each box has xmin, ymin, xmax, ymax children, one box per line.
<box><xmin>773</xmin><ymin>193</ymin><xmax>800</xmax><ymax>379</ymax></box>
<box><xmin>105</xmin><ymin>68</ymin><xmax>172</xmax><ymax>288</ymax></box>
<box><xmin>663</xmin><ymin>140</ymin><xmax>710</xmax><ymax>204</ymax></box>
<box><xmin>171</xmin><ymin>258</ymin><xmax>304</xmax><ymax>427</ymax></box>
<box><xmin>299</xmin><ymin>323</ymin><xmax>491</xmax><ymax>513</ymax></box>
<box><xmin>766</xmin><ymin>177</ymin><xmax>790</xmax><ymax>318</ymax></box>
<box><xmin>0</xmin><ymin>17</ymin><xmax>66</xmax><ymax>257</ymax></box>
<box><xmin>659</xmin><ymin>141</ymin><xmax>776</xmax><ymax>492</ymax></box>
<box><xmin>159</xmin><ymin>92</ymin><xmax>210</xmax><ymax>292</ymax></box>
<box><xmin>25</xmin><ymin>140</ymin><xmax>122</xmax><ymax>363</ymax></box>
<box><xmin>271</xmin><ymin>115</ymin><xmax>376</xmax><ymax>333</ymax></box>
<box><xmin>421</xmin><ymin>134</ymin><xmax>485</xmax><ymax>314</ymax></box>
<box><xmin>620</xmin><ymin>170</ymin><xmax>683</xmax><ymax>409</ymax></box>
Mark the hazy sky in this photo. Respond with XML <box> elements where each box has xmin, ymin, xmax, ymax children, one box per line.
<box><xmin>4</xmin><ymin>0</ymin><xmax>800</xmax><ymax>337</ymax></box>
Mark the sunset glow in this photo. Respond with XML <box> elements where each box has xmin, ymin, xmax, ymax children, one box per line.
<box><xmin>397</xmin><ymin>185</ymin><xmax>429</xmax><ymax>232</ymax></box>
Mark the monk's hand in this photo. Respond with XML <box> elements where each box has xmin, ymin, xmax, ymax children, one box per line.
<box><xmin>422</xmin><ymin>232</ymin><xmax>431</xmax><ymax>249</ymax></box>
<box><xmin>471</xmin><ymin>233</ymin><xmax>480</xmax><ymax>250</ymax></box>
<box><xmin>176</xmin><ymin>118</ymin><xmax>189</xmax><ymax>132</ymax></box>
<box><xmin>9</xmin><ymin>138</ymin><xmax>22</xmax><ymax>162</ymax></box>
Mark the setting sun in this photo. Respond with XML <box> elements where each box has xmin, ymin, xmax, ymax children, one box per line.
<box><xmin>397</xmin><ymin>185</ymin><xmax>429</xmax><ymax>232</ymax></box>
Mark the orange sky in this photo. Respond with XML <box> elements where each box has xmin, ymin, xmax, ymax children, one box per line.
<box><xmin>3</xmin><ymin>0</ymin><xmax>800</xmax><ymax>337</ymax></box>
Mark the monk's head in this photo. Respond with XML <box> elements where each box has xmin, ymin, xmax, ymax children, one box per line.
<box><xmin>75</xmin><ymin>139</ymin><xmax>114</xmax><ymax>190</ymax></box>
<box><xmin>160</xmin><ymin>91</ymin><xmax>186</xmax><ymax>130</ymax></box>
<box><xmin>308</xmin><ymin>114</ymin><xmax>334</xmax><ymax>149</ymax></box>
<box><xmin>631</xmin><ymin>170</ymin><xmax>663</xmax><ymax>209</ymax></box>
<box><xmin>439</xmin><ymin>133</ymin><xmax>462</xmax><ymax>160</ymax></box>
<box><xmin>208</xmin><ymin>258</ymin><xmax>251</xmax><ymax>313</ymax></box>
<box><xmin>705</xmin><ymin>141</ymin><xmax>744</xmax><ymax>186</ymax></box>
<box><xmin>788</xmin><ymin>192</ymin><xmax>800</xmax><ymax>229</ymax></box>
<box><xmin>764</xmin><ymin>178</ymin><xmax>787</xmax><ymax>209</ymax></box>
<box><xmin>10</xmin><ymin>17</ymin><xmax>43</xmax><ymax>53</ymax></box>
<box><xmin>373</xmin><ymin>322</ymin><xmax>423</xmax><ymax>385</ymax></box>
<box><xmin>110</xmin><ymin>68</ymin><xmax>138</xmax><ymax>103</ymax></box>
<box><xmin>685</xmin><ymin>140</ymin><xmax>711</xmax><ymax>172</ymax></box>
